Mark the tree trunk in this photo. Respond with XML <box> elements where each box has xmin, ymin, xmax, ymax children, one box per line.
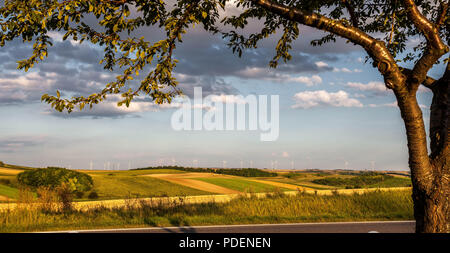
<box><xmin>399</xmin><ymin>67</ymin><xmax>449</xmax><ymax>233</ymax></box>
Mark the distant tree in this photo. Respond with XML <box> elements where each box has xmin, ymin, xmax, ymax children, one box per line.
<box><xmin>0</xmin><ymin>0</ymin><xmax>448</xmax><ymax>232</ymax></box>
<box><xmin>17</xmin><ymin>167</ymin><xmax>94</xmax><ymax>193</ymax></box>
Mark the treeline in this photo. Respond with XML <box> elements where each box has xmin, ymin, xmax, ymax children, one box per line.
<box><xmin>133</xmin><ymin>166</ymin><xmax>278</xmax><ymax>177</ymax></box>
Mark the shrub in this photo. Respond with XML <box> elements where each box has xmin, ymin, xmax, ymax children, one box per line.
<box><xmin>0</xmin><ymin>178</ymin><xmax>11</xmax><ymax>185</ymax></box>
<box><xmin>36</xmin><ymin>186</ymin><xmax>59</xmax><ymax>212</ymax></box>
<box><xmin>0</xmin><ymin>161</ymin><xmax>4</xmax><ymax>166</ymax></box>
<box><xmin>56</xmin><ymin>183</ymin><xmax>73</xmax><ymax>212</ymax></box>
<box><xmin>88</xmin><ymin>191</ymin><xmax>99</xmax><ymax>199</ymax></box>
<box><xmin>17</xmin><ymin>167</ymin><xmax>93</xmax><ymax>193</ymax></box>
<box><xmin>75</xmin><ymin>191</ymin><xmax>84</xmax><ymax>199</ymax></box>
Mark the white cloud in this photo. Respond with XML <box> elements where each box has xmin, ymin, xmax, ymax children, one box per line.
<box><xmin>353</xmin><ymin>93</ymin><xmax>366</xmax><ymax>98</ymax></box>
<box><xmin>346</xmin><ymin>81</ymin><xmax>388</xmax><ymax>93</ymax></box>
<box><xmin>236</xmin><ymin>67</ymin><xmax>322</xmax><ymax>86</ymax></box>
<box><xmin>292</xmin><ymin>90</ymin><xmax>363</xmax><ymax>109</ymax></box>
<box><xmin>333</xmin><ymin>67</ymin><xmax>353</xmax><ymax>73</ymax></box>
<box><xmin>288</xmin><ymin>75</ymin><xmax>322</xmax><ymax>86</ymax></box>
<box><xmin>331</xmin><ymin>68</ymin><xmax>362</xmax><ymax>73</ymax></box>
<box><xmin>315</xmin><ymin>61</ymin><xmax>328</xmax><ymax>68</ymax></box>
<box><xmin>48</xmin><ymin>31</ymin><xmax>79</xmax><ymax>46</ymax></box>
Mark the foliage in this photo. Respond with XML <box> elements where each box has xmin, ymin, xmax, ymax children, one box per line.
<box><xmin>87</xmin><ymin>191</ymin><xmax>99</xmax><ymax>199</ymax></box>
<box><xmin>17</xmin><ymin>167</ymin><xmax>93</xmax><ymax>193</ymax></box>
<box><xmin>1</xmin><ymin>0</ymin><xmax>447</xmax><ymax>112</ymax></box>
<box><xmin>133</xmin><ymin>166</ymin><xmax>278</xmax><ymax>177</ymax></box>
<box><xmin>0</xmin><ymin>178</ymin><xmax>11</xmax><ymax>186</ymax></box>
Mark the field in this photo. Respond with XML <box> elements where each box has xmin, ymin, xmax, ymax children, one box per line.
<box><xmin>0</xmin><ymin>163</ymin><xmax>414</xmax><ymax>232</ymax></box>
<box><xmin>89</xmin><ymin>174</ymin><xmax>211</xmax><ymax>199</ymax></box>
<box><xmin>193</xmin><ymin>177</ymin><xmax>291</xmax><ymax>193</ymax></box>
<box><xmin>0</xmin><ymin>184</ymin><xmax>18</xmax><ymax>201</ymax></box>
<box><xmin>0</xmin><ymin>189</ymin><xmax>413</xmax><ymax>232</ymax></box>
<box><xmin>0</xmin><ymin>163</ymin><xmax>411</xmax><ymax>203</ymax></box>
<box><xmin>265</xmin><ymin>170</ymin><xmax>411</xmax><ymax>190</ymax></box>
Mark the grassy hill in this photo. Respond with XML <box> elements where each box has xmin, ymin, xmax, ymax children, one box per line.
<box><xmin>0</xmin><ymin>162</ymin><xmax>412</xmax><ymax>203</ymax></box>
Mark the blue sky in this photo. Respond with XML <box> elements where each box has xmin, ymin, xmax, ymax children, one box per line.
<box><xmin>0</xmin><ymin>9</ymin><xmax>446</xmax><ymax>171</ymax></box>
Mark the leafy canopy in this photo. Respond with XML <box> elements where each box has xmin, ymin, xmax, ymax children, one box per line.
<box><xmin>0</xmin><ymin>0</ymin><xmax>448</xmax><ymax>112</ymax></box>
<box><xmin>17</xmin><ymin>167</ymin><xmax>94</xmax><ymax>192</ymax></box>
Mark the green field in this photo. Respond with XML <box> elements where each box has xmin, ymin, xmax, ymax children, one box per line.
<box><xmin>194</xmin><ymin>177</ymin><xmax>290</xmax><ymax>193</ymax></box>
<box><xmin>266</xmin><ymin>171</ymin><xmax>411</xmax><ymax>190</ymax></box>
<box><xmin>0</xmin><ymin>189</ymin><xmax>413</xmax><ymax>232</ymax></box>
<box><xmin>0</xmin><ymin>184</ymin><xmax>19</xmax><ymax>199</ymax></box>
<box><xmin>311</xmin><ymin>172</ymin><xmax>412</xmax><ymax>189</ymax></box>
<box><xmin>89</xmin><ymin>175</ymin><xmax>211</xmax><ymax>199</ymax></box>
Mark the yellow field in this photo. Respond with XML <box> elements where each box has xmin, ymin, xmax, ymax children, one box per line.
<box><xmin>0</xmin><ymin>167</ymin><xmax>23</xmax><ymax>175</ymax></box>
<box><xmin>145</xmin><ymin>173</ymin><xmax>241</xmax><ymax>194</ymax></box>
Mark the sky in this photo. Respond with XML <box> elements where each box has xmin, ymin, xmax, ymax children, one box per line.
<box><xmin>0</xmin><ymin>3</ymin><xmax>447</xmax><ymax>171</ymax></box>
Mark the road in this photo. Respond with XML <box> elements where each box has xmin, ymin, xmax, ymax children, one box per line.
<box><xmin>53</xmin><ymin>221</ymin><xmax>415</xmax><ymax>233</ymax></box>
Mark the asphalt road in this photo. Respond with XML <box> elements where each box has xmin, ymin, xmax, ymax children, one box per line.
<box><xmin>58</xmin><ymin>221</ymin><xmax>415</xmax><ymax>233</ymax></box>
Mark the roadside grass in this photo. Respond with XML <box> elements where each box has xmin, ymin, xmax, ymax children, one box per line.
<box><xmin>193</xmin><ymin>177</ymin><xmax>290</xmax><ymax>193</ymax></box>
<box><xmin>88</xmin><ymin>175</ymin><xmax>211</xmax><ymax>200</ymax></box>
<box><xmin>0</xmin><ymin>189</ymin><xmax>413</xmax><ymax>232</ymax></box>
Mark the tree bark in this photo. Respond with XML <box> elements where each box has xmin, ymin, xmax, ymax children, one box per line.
<box><xmin>398</xmin><ymin>66</ymin><xmax>449</xmax><ymax>233</ymax></box>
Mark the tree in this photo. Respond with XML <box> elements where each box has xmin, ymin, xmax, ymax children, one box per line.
<box><xmin>0</xmin><ymin>0</ymin><xmax>448</xmax><ymax>232</ymax></box>
<box><xmin>17</xmin><ymin>167</ymin><xmax>94</xmax><ymax>193</ymax></box>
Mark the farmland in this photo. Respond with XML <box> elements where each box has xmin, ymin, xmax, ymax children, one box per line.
<box><xmin>0</xmin><ymin>162</ymin><xmax>415</xmax><ymax>232</ymax></box>
<box><xmin>0</xmin><ymin>163</ymin><xmax>411</xmax><ymax>203</ymax></box>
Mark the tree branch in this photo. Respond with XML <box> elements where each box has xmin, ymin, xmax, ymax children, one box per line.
<box><xmin>403</xmin><ymin>0</ymin><xmax>447</xmax><ymax>51</ymax></box>
<box><xmin>435</xmin><ymin>1</ymin><xmax>448</xmax><ymax>29</ymax></box>
<box><xmin>400</xmin><ymin>68</ymin><xmax>437</xmax><ymax>89</ymax></box>
<box><xmin>251</xmin><ymin>0</ymin><xmax>406</xmax><ymax>89</ymax></box>
<box><xmin>402</xmin><ymin>0</ymin><xmax>449</xmax><ymax>91</ymax></box>
<box><xmin>341</xmin><ymin>0</ymin><xmax>358</xmax><ymax>28</ymax></box>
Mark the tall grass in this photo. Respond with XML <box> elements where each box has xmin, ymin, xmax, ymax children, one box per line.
<box><xmin>0</xmin><ymin>189</ymin><xmax>413</xmax><ymax>232</ymax></box>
